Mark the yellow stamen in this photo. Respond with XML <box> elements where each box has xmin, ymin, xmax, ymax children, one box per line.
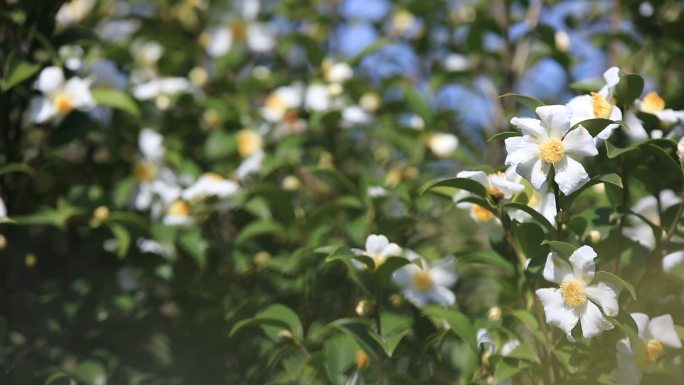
<box><xmin>413</xmin><ymin>270</ymin><xmax>433</xmax><ymax>292</ymax></box>
<box><xmin>167</xmin><ymin>200</ymin><xmax>190</xmax><ymax>216</ymax></box>
<box><xmin>591</xmin><ymin>92</ymin><xmax>613</xmax><ymax>119</ymax></box>
<box><xmin>53</xmin><ymin>93</ymin><xmax>74</xmax><ymax>114</ymax></box>
<box><xmin>231</xmin><ymin>20</ymin><xmax>247</xmax><ymax>41</ymax></box>
<box><xmin>471</xmin><ymin>204</ymin><xmax>494</xmax><ymax>222</ymax></box>
<box><xmin>133</xmin><ymin>162</ymin><xmax>158</xmax><ymax>182</ymax></box>
<box><xmin>265</xmin><ymin>93</ymin><xmax>288</xmax><ymax>115</ymax></box>
<box><xmin>204</xmin><ymin>172</ymin><xmax>224</xmax><ymax>181</ymax></box>
<box><xmin>538</xmin><ymin>138</ymin><xmax>565</xmax><ymax>164</ymax></box>
<box><xmin>237</xmin><ymin>130</ymin><xmax>263</xmax><ymax>158</ymax></box>
<box><xmin>641</xmin><ymin>91</ymin><xmax>666</xmax><ymax>114</ymax></box>
<box><xmin>560</xmin><ymin>279</ymin><xmax>587</xmax><ymax>308</ymax></box>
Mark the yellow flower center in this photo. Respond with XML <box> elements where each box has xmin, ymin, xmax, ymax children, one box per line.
<box><xmin>560</xmin><ymin>279</ymin><xmax>587</xmax><ymax>308</ymax></box>
<box><xmin>167</xmin><ymin>200</ymin><xmax>190</xmax><ymax>216</ymax></box>
<box><xmin>231</xmin><ymin>20</ymin><xmax>247</xmax><ymax>41</ymax></box>
<box><xmin>133</xmin><ymin>162</ymin><xmax>158</xmax><ymax>182</ymax></box>
<box><xmin>413</xmin><ymin>270</ymin><xmax>434</xmax><ymax>292</ymax></box>
<box><xmin>204</xmin><ymin>172</ymin><xmax>224</xmax><ymax>181</ymax></box>
<box><xmin>471</xmin><ymin>204</ymin><xmax>494</xmax><ymax>222</ymax></box>
<box><xmin>53</xmin><ymin>93</ymin><xmax>74</xmax><ymax>114</ymax></box>
<box><xmin>237</xmin><ymin>130</ymin><xmax>263</xmax><ymax>158</ymax></box>
<box><xmin>642</xmin><ymin>339</ymin><xmax>664</xmax><ymax>366</ymax></box>
<box><xmin>591</xmin><ymin>92</ymin><xmax>613</xmax><ymax>119</ymax></box>
<box><xmin>641</xmin><ymin>91</ymin><xmax>666</xmax><ymax>114</ymax></box>
<box><xmin>538</xmin><ymin>138</ymin><xmax>565</xmax><ymax>164</ymax></box>
<box><xmin>374</xmin><ymin>255</ymin><xmax>387</xmax><ymax>269</ymax></box>
<box><xmin>265</xmin><ymin>93</ymin><xmax>288</xmax><ymax>115</ymax></box>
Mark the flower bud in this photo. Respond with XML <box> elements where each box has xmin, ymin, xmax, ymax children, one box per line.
<box><xmin>0</xmin><ymin>234</ymin><xmax>6</xmax><ymax>250</ymax></box>
<box><xmin>253</xmin><ymin>251</ymin><xmax>271</xmax><ymax>268</ymax></box>
<box><xmin>355</xmin><ymin>299</ymin><xmax>374</xmax><ymax>317</ymax></box>
<box><xmin>90</xmin><ymin>205</ymin><xmax>110</xmax><ymax>228</ymax></box>
<box><xmin>487</xmin><ymin>306</ymin><xmax>502</xmax><ymax>321</ymax></box>
<box><xmin>356</xmin><ymin>348</ymin><xmax>370</xmax><ymax>369</ymax></box>
<box><xmin>25</xmin><ymin>253</ymin><xmax>37</xmax><ymax>268</ymax></box>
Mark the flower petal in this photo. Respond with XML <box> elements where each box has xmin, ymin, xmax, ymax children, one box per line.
<box><xmin>365</xmin><ymin>234</ymin><xmax>389</xmax><ymax>256</ymax></box>
<box><xmin>510</xmin><ymin>117</ymin><xmax>547</xmax><ymax>138</ymax></box>
<box><xmin>566</xmin><ymin>95</ymin><xmax>595</xmax><ymax>126</ymax></box>
<box><xmin>36</xmin><ymin>66</ymin><xmax>65</xmax><ymax>94</ymax></box>
<box><xmin>429</xmin><ymin>257</ymin><xmax>457</xmax><ymax>287</ymax></box>
<box><xmin>542</xmin><ymin>252</ymin><xmax>573</xmax><ymax>284</ymax></box>
<box><xmin>580</xmin><ymin>300</ymin><xmax>614</xmax><ymax>339</ymax></box>
<box><xmin>28</xmin><ymin>96</ymin><xmax>56</xmax><ymax>124</ymax></box>
<box><xmin>648</xmin><ymin>314</ymin><xmax>682</xmax><ymax>348</ymax></box>
<box><xmin>563</xmin><ymin>126</ymin><xmax>597</xmax><ymax>157</ymax></box>
<box><xmin>663</xmin><ymin>251</ymin><xmax>684</xmax><ymax>272</ymax></box>
<box><xmin>456</xmin><ymin>170</ymin><xmax>488</xmax><ymax>187</ymax></box>
<box><xmin>536</xmin><ymin>105</ymin><xmax>572</xmax><ymax>138</ymax></box>
<box><xmin>630</xmin><ymin>313</ymin><xmax>651</xmax><ymax>340</ymax></box>
<box><xmin>429</xmin><ymin>286</ymin><xmax>456</xmax><ymax>306</ymax></box>
<box><xmin>536</xmin><ymin>288</ymin><xmax>580</xmax><ymax>340</ymax></box>
<box><xmin>554</xmin><ymin>156</ymin><xmax>589</xmax><ymax>195</ymax></box>
<box><xmin>65</xmin><ymin>77</ymin><xmax>96</xmax><ymax>111</ymax></box>
<box><xmin>504</xmin><ymin>136</ymin><xmax>539</xmax><ymax>166</ymax></box>
<box><xmin>585</xmin><ymin>281</ymin><xmax>619</xmax><ymax>316</ymax></box>
<box><xmin>603</xmin><ymin>67</ymin><xmax>620</xmax><ymax>91</ymax></box>
<box><xmin>568</xmin><ymin>245</ymin><xmax>596</xmax><ymax>283</ymax></box>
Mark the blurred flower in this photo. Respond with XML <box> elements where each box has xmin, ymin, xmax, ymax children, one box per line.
<box><xmin>260</xmin><ymin>84</ymin><xmax>304</xmax><ymax>122</ymax></box>
<box><xmin>477</xmin><ymin>328</ymin><xmax>520</xmax><ymax>357</ymax></box>
<box><xmin>237</xmin><ymin>129</ymin><xmax>263</xmax><ymax>158</ymax></box>
<box><xmin>453</xmin><ymin>170</ymin><xmax>524</xmax><ymax>222</ymax></box>
<box><xmin>56</xmin><ymin>0</ymin><xmax>95</xmax><ymax>29</ymax></box>
<box><xmin>352</xmin><ymin>234</ymin><xmax>402</xmax><ymax>269</ymax></box>
<box><xmin>0</xmin><ymin>197</ymin><xmax>6</xmax><ymax>218</ymax></box>
<box><xmin>323</xmin><ymin>59</ymin><xmax>353</xmax><ymax>85</ymax></box>
<box><xmin>335</xmin><ymin>23</ymin><xmax>378</xmax><ymax>58</ymax></box>
<box><xmin>637</xmin><ymin>91</ymin><xmax>684</xmax><ymax>127</ymax></box>
<box><xmin>506</xmin><ymin>105</ymin><xmax>597</xmax><ymax>195</ymax></box>
<box><xmin>200</xmin><ymin>25</ymin><xmax>233</xmax><ymax>58</ymax></box>
<box><xmin>95</xmin><ymin>19</ymin><xmax>141</xmax><ymax>43</ymax></box>
<box><xmin>392</xmin><ymin>252</ymin><xmax>456</xmax><ymax>308</ymax></box>
<box><xmin>443</xmin><ymin>53</ymin><xmax>469</xmax><ymax>72</ymax></box>
<box><xmin>88</xmin><ymin>60</ymin><xmax>128</xmax><ymax>89</ymax></box>
<box><xmin>339</xmin><ymin>0</ymin><xmax>391</xmax><ymax>22</ymax></box>
<box><xmin>163</xmin><ymin>200</ymin><xmax>193</xmax><ymax>226</ymax></box>
<box><xmin>612</xmin><ymin>313</ymin><xmax>682</xmax><ymax>385</ymax></box>
<box><xmin>342</xmin><ymin>105</ymin><xmax>373</xmax><ymax>127</ymax></box>
<box><xmin>132</xmin><ymin>77</ymin><xmax>197</xmax><ymax>109</ymax></box>
<box><xmin>133</xmin><ymin>129</ymin><xmax>182</xmax><ymax>215</ymax></box>
<box><xmin>427</xmin><ymin>133</ymin><xmax>459</xmax><ymax>158</ymax></box>
<box><xmin>678</xmin><ymin>137</ymin><xmax>684</xmax><ymax>160</ymax></box>
<box><xmin>246</xmin><ymin>23</ymin><xmax>276</xmax><ymax>52</ymax></box>
<box><xmin>359</xmin><ymin>42</ymin><xmax>419</xmax><ymax>82</ymax></box>
<box><xmin>305</xmin><ymin>84</ymin><xmax>339</xmax><ymax>112</ymax></box>
<box><xmin>182</xmin><ymin>173</ymin><xmax>239</xmax><ymax>202</ymax></box>
<box><xmin>536</xmin><ymin>246</ymin><xmax>619</xmax><ymax>340</ymax></box>
<box><xmin>566</xmin><ymin>67</ymin><xmax>622</xmax><ymax>143</ymax></box>
<box><xmin>235</xmin><ymin>150</ymin><xmax>264</xmax><ymax>181</ymax></box>
<box><xmin>387</xmin><ymin>9</ymin><xmax>423</xmax><ymax>39</ymax></box>
<box><xmin>59</xmin><ymin>45</ymin><xmax>85</xmax><ymax>71</ymax></box>
<box><xmin>367</xmin><ymin>186</ymin><xmax>388</xmax><ymax>198</ymax></box>
<box><xmin>622</xmin><ymin>190</ymin><xmax>680</xmax><ymax>250</ymax></box>
<box><xmin>29</xmin><ymin>66</ymin><xmax>96</xmax><ymax>124</ymax></box>
<box><xmin>517</xmin><ymin>58</ymin><xmax>569</xmax><ymax>101</ymax></box>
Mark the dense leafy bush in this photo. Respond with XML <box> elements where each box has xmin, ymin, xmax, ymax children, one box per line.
<box><xmin>1</xmin><ymin>1</ymin><xmax>684</xmax><ymax>384</ymax></box>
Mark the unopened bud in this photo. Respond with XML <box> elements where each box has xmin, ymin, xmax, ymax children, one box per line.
<box><xmin>0</xmin><ymin>234</ymin><xmax>6</xmax><ymax>250</ymax></box>
<box><xmin>554</xmin><ymin>30</ymin><xmax>570</xmax><ymax>52</ymax></box>
<box><xmin>277</xmin><ymin>329</ymin><xmax>294</xmax><ymax>341</ymax></box>
<box><xmin>355</xmin><ymin>299</ymin><xmax>374</xmax><ymax>317</ymax></box>
<box><xmin>282</xmin><ymin>175</ymin><xmax>301</xmax><ymax>191</ymax></box>
<box><xmin>189</xmin><ymin>66</ymin><xmax>209</xmax><ymax>87</ymax></box>
<box><xmin>389</xmin><ymin>294</ymin><xmax>404</xmax><ymax>307</ymax></box>
<box><xmin>253</xmin><ymin>251</ymin><xmax>271</xmax><ymax>267</ymax></box>
<box><xmin>90</xmin><ymin>206</ymin><xmax>110</xmax><ymax>228</ymax></box>
<box><xmin>356</xmin><ymin>348</ymin><xmax>370</xmax><ymax>369</ymax></box>
<box><xmin>25</xmin><ymin>253</ymin><xmax>37</xmax><ymax>268</ymax></box>
<box><xmin>587</xmin><ymin>230</ymin><xmax>601</xmax><ymax>244</ymax></box>
<box><xmin>487</xmin><ymin>306</ymin><xmax>502</xmax><ymax>321</ymax></box>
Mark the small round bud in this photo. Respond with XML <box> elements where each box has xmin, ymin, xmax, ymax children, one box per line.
<box><xmin>90</xmin><ymin>205</ymin><xmax>110</xmax><ymax>228</ymax></box>
<box><xmin>356</xmin><ymin>348</ymin><xmax>370</xmax><ymax>369</ymax></box>
<box><xmin>0</xmin><ymin>234</ymin><xmax>7</xmax><ymax>250</ymax></box>
<box><xmin>189</xmin><ymin>66</ymin><xmax>209</xmax><ymax>87</ymax></box>
<box><xmin>253</xmin><ymin>251</ymin><xmax>271</xmax><ymax>268</ymax></box>
<box><xmin>282</xmin><ymin>175</ymin><xmax>301</xmax><ymax>191</ymax></box>
<box><xmin>487</xmin><ymin>306</ymin><xmax>502</xmax><ymax>321</ymax></box>
<box><xmin>25</xmin><ymin>253</ymin><xmax>37</xmax><ymax>268</ymax></box>
<box><xmin>355</xmin><ymin>299</ymin><xmax>374</xmax><ymax>317</ymax></box>
<box><xmin>586</xmin><ymin>230</ymin><xmax>601</xmax><ymax>244</ymax></box>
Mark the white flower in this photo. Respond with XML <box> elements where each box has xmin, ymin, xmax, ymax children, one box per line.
<box><xmin>342</xmin><ymin>105</ymin><xmax>373</xmax><ymax>126</ymax></box>
<box><xmin>235</xmin><ymin>150</ymin><xmax>264</xmax><ymax>181</ymax></box>
<box><xmin>305</xmin><ymin>84</ymin><xmax>336</xmax><ymax>112</ymax></box>
<box><xmin>636</xmin><ymin>91</ymin><xmax>684</xmax><ymax>128</ymax></box>
<box><xmin>132</xmin><ymin>77</ymin><xmax>194</xmax><ymax>102</ymax></box>
<box><xmin>260</xmin><ymin>84</ymin><xmax>304</xmax><ymax>122</ymax></box>
<box><xmin>89</xmin><ymin>60</ymin><xmax>128</xmax><ymax>90</ymax></box>
<box><xmin>427</xmin><ymin>133</ymin><xmax>459</xmax><ymax>158</ymax></box>
<box><xmin>612</xmin><ymin>313</ymin><xmax>682</xmax><ymax>385</ymax></box>
<box><xmin>246</xmin><ymin>22</ymin><xmax>276</xmax><ymax>52</ymax></box>
<box><xmin>453</xmin><ymin>169</ymin><xmax>524</xmax><ymax>223</ymax></box>
<box><xmin>510</xmin><ymin>181</ymin><xmax>557</xmax><ymax>225</ymax></box>
<box><xmin>367</xmin><ymin>186</ymin><xmax>388</xmax><ymax>198</ymax></box>
<box><xmin>622</xmin><ymin>190</ymin><xmax>680</xmax><ymax>250</ymax></box>
<box><xmin>29</xmin><ymin>66</ymin><xmax>96</xmax><ymax>124</ymax></box>
<box><xmin>392</xmin><ymin>255</ymin><xmax>457</xmax><ymax>308</ymax></box>
<box><xmin>477</xmin><ymin>328</ymin><xmax>520</xmax><ymax>357</ymax></box>
<box><xmin>323</xmin><ymin>60</ymin><xmax>353</xmax><ymax>84</ymax></box>
<box><xmin>505</xmin><ymin>105</ymin><xmax>598</xmax><ymax>195</ymax></box>
<box><xmin>0</xmin><ymin>197</ymin><xmax>6</xmax><ymax>218</ymax></box>
<box><xmin>56</xmin><ymin>0</ymin><xmax>95</xmax><ymax>29</ymax></box>
<box><xmin>677</xmin><ymin>137</ymin><xmax>684</xmax><ymax>160</ymax></box>
<box><xmin>566</xmin><ymin>67</ymin><xmax>622</xmax><ymax>142</ymax></box>
<box><xmin>535</xmin><ymin>246</ymin><xmax>620</xmax><ymax>340</ymax></box>
<box><xmin>182</xmin><ymin>173</ymin><xmax>239</xmax><ymax>202</ymax></box>
<box><xmin>352</xmin><ymin>234</ymin><xmax>403</xmax><ymax>269</ymax></box>
<box><xmin>201</xmin><ymin>25</ymin><xmax>233</xmax><ymax>57</ymax></box>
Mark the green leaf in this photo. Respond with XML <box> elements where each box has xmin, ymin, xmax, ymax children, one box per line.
<box><xmin>178</xmin><ymin>229</ymin><xmax>208</xmax><ymax>270</ymax></box>
<box><xmin>235</xmin><ymin>220</ymin><xmax>287</xmax><ymax>245</ymax></box>
<box><xmin>641</xmin><ymin>142</ymin><xmax>683</xmax><ymax>178</ymax></box>
<box><xmin>0</xmin><ymin>316</ymin><xmax>6</xmax><ymax>347</ymax></box>
<box><xmin>44</xmin><ymin>372</ymin><xmax>72</xmax><ymax>385</ymax></box>
<box><xmin>499</xmin><ymin>93</ymin><xmax>544</xmax><ymax>112</ymax></box>
<box><xmin>541</xmin><ymin>240</ymin><xmax>576</xmax><ymax>259</ymax></box>
<box><xmin>560</xmin><ymin>173</ymin><xmax>622</xmax><ymax>210</ymax></box>
<box><xmin>422</xmin><ymin>305</ymin><xmax>477</xmax><ymax>351</ymax></box>
<box><xmin>503</xmin><ymin>202</ymin><xmax>555</xmax><ymax>235</ymax></box>
<box><xmin>328</xmin><ymin>319</ymin><xmax>379</xmax><ymax>360</ymax></box>
<box><xmin>572</xmin><ymin>118</ymin><xmax>619</xmax><ymax>137</ymax></box>
<box><xmin>458</xmin><ymin>250</ymin><xmax>514</xmax><ymax>273</ymax></box>
<box><xmin>505</xmin><ymin>342</ymin><xmax>540</xmax><ymax>364</ymax></box>
<box><xmin>73</xmin><ymin>360</ymin><xmax>106</xmax><ymax>385</ymax></box>
<box><xmin>230</xmin><ymin>304</ymin><xmax>304</xmax><ymax>341</ymax></box>
<box><xmin>2</xmin><ymin>60</ymin><xmax>40</xmax><ymax>91</ymax></box>
<box><xmin>375</xmin><ymin>256</ymin><xmax>411</xmax><ymax>282</ymax></box>
<box><xmin>595</xmin><ymin>271</ymin><xmax>637</xmax><ymax>301</ymax></box>
<box><xmin>91</xmin><ymin>88</ymin><xmax>141</xmax><ymax>118</ymax></box>
<box><xmin>369</xmin><ymin>329</ymin><xmax>409</xmax><ymax>357</ymax></box>
<box><xmin>323</xmin><ymin>334</ymin><xmax>357</xmax><ymax>385</ymax></box>
<box><xmin>325</xmin><ymin>247</ymin><xmax>373</xmax><ymax>295</ymax></box>
<box><xmin>418</xmin><ymin>177</ymin><xmax>488</xmax><ymax>198</ymax></box>
<box><xmin>399</xmin><ymin>82</ymin><xmax>433</xmax><ymax>127</ymax></box>
<box><xmin>615</xmin><ymin>73</ymin><xmax>645</xmax><ymax>108</ymax></box>
<box><xmin>605</xmin><ymin>140</ymin><xmax>640</xmax><ymax>159</ymax></box>
<box><xmin>492</xmin><ymin>359</ymin><xmax>526</xmax><ymax>385</ymax></box>
<box><xmin>0</xmin><ymin>163</ymin><xmax>35</xmax><ymax>177</ymax></box>
<box><xmin>107</xmin><ymin>223</ymin><xmax>130</xmax><ymax>259</ymax></box>
<box><xmin>487</xmin><ymin>131</ymin><xmax>521</xmax><ymax>142</ymax></box>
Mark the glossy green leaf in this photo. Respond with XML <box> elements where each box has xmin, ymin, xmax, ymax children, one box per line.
<box><xmin>615</xmin><ymin>73</ymin><xmax>645</xmax><ymax>108</ymax></box>
<box><xmin>499</xmin><ymin>93</ymin><xmax>544</xmax><ymax>112</ymax></box>
<box><xmin>595</xmin><ymin>271</ymin><xmax>637</xmax><ymax>301</ymax></box>
<box><xmin>107</xmin><ymin>223</ymin><xmax>130</xmax><ymax>259</ymax></box>
<box><xmin>2</xmin><ymin>60</ymin><xmax>40</xmax><ymax>91</ymax></box>
<box><xmin>503</xmin><ymin>202</ymin><xmax>556</xmax><ymax>235</ymax></box>
<box><xmin>230</xmin><ymin>304</ymin><xmax>304</xmax><ymax>341</ymax></box>
<box><xmin>375</xmin><ymin>256</ymin><xmax>411</xmax><ymax>282</ymax></box>
<box><xmin>422</xmin><ymin>305</ymin><xmax>477</xmax><ymax>351</ymax></box>
<box><xmin>0</xmin><ymin>163</ymin><xmax>35</xmax><ymax>177</ymax></box>
<box><xmin>487</xmin><ymin>131</ymin><xmax>521</xmax><ymax>142</ymax></box>
<box><xmin>541</xmin><ymin>240</ymin><xmax>576</xmax><ymax>259</ymax></box>
<box><xmin>419</xmin><ymin>177</ymin><xmax>487</xmax><ymax>198</ymax></box>
<box><xmin>73</xmin><ymin>361</ymin><xmax>106</xmax><ymax>385</ymax></box>
<box><xmin>91</xmin><ymin>88</ymin><xmax>141</xmax><ymax>118</ymax></box>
